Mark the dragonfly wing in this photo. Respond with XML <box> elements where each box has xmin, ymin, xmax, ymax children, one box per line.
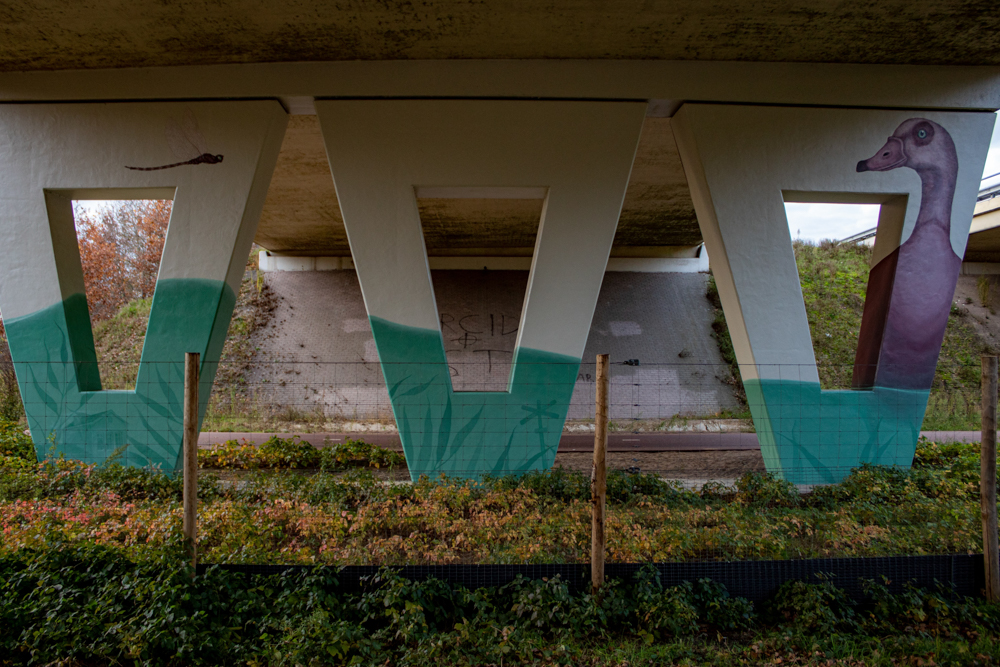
<box><xmin>165</xmin><ymin>109</ymin><xmax>207</xmax><ymax>160</ymax></box>
<box><xmin>166</xmin><ymin>119</ymin><xmax>200</xmax><ymax>161</ymax></box>
<box><xmin>179</xmin><ymin>108</ymin><xmax>209</xmax><ymax>154</ymax></box>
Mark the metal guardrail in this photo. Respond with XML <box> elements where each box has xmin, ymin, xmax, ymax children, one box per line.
<box><xmin>837</xmin><ymin>227</ymin><xmax>877</xmax><ymax>244</ymax></box>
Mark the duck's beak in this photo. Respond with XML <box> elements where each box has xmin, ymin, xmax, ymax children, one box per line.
<box><xmin>857</xmin><ymin>136</ymin><xmax>907</xmax><ymax>172</ymax></box>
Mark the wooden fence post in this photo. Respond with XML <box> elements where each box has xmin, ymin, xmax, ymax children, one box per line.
<box><xmin>183</xmin><ymin>352</ymin><xmax>200</xmax><ymax>573</ymax></box>
<box><xmin>592</xmin><ymin>354</ymin><xmax>609</xmax><ymax>595</ymax></box>
<box><xmin>982</xmin><ymin>354</ymin><xmax>999</xmax><ymax>602</ymax></box>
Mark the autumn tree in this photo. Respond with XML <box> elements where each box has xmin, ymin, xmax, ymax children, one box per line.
<box><xmin>74</xmin><ymin>200</ymin><xmax>171</xmax><ymax>321</ymax></box>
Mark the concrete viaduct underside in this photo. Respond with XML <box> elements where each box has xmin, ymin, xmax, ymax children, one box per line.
<box><xmin>1</xmin><ymin>1</ymin><xmax>999</xmax><ymax>483</ymax></box>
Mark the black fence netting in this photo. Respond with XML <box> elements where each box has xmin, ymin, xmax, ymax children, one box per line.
<box><xmin>204</xmin><ymin>554</ymin><xmax>985</xmax><ymax>602</ymax></box>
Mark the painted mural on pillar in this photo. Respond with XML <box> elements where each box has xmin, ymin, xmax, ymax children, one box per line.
<box><xmin>371</xmin><ymin>317</ymin><xmax>579</xmax><ymax>478</ymax></box>
<box><xmin>853</xmin><ymin>119</ymin><xmax>960</xmax><ymax>391</ymax></box>
<box><xmin>747</xmin><ymin>119</ymin><xmax>961</xmax><ymax>484</ymax></box>
<box><xmin>8</xmin><ymin>280</ymin><xmax>234</xmax><ymax>470</ymax></box>
<box><xmin>0</xmin><ymin>102</ymin><xmax>287</xmax><ymax>470</ymax></box>
<box><xmin>125</xmin><ymin>111</ymin><xmax>225</xmax><ymax>172</ymax></box>
<box><xmin>316</xmin><ymin>100</ymin><xmax>647</xmax><ymax>482</ymax></box>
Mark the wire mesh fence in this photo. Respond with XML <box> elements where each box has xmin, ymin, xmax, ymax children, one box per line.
<box><xmin>0</xmin><ymin>358</ymin><xmax>993</xmax><ymax>569</ymax></box>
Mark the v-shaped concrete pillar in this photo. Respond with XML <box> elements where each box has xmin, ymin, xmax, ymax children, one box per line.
<box><xmin>318</xmin><ymin>100</ymin><xmax>645</xmax><ymax>478</ymax></box>
<box><xmin>673</xmin><ymin>104</ymin><xmax>994</xmax><ymax>483</ymax></box>
<box><xmin>0</xmin><ymin>102</ymin><xmax>287</xmax><ymax>469</ymax></box>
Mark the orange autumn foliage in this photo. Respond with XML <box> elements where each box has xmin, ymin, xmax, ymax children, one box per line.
<box><xmin>75</xmin><ymin>200</ymin><xmax>171</xmax><ymax>321</ymax></box>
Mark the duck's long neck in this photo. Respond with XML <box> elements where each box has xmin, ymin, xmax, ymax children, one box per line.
<box><xmin>914</xmin><ymin>165</ymin><xmax>957</xmax><ymax>233</ymax></box>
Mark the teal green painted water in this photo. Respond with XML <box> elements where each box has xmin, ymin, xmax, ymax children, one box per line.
<box><xmin>369</xmin><ymin>316</ymin><xmax>580</xmax><ymax>480</ymax></box>
<box><xmin>5</xmin><ymin>279</ymin><xmax>235</xmax><ymax>470</ymax></box>
<box><xmin>61</xmin><ymin>292</ymin><xmax>102</xmax><ymax>391</ymax></box>
<box><xmin>745</xmin><ymin>379</ymin><xmax>930</xmax><ymax>485</ymax></box>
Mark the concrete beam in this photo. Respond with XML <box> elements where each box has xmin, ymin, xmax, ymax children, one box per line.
<box><xmin>256</xmin><ymin>114</ymin><xmax>702</xmax><ymax>256</ymax></box>
<box><xmin>259</xmin><ymin>250</ymin><xmax>709</xmax><ymax>273</ymax></box>
<box><xmin>0</xmin><ymin>60</ymin><xmax>998</xmax><ymax>111</ymax></box>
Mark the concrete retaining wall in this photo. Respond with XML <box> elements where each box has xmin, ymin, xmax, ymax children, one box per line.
<box><xmin>247</xmin><ymin>269</ymin><xmax>739</xmax><ymax>423</ymax></box>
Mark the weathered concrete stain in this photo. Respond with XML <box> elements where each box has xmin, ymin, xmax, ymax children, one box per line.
<box><xmin>418</xmin><ymin>199</ymin><xmax>544</xmax><ymax>250</ymax></box>
<box><xmin>2</xmin><ymin>0</ymin><xmax>998</xmax><ymax>71</ymax></box>
<box><xmin>255</xmin><ymin>115</ymin><xmax>702</xmax><ymax>255</ymax></box>
<box><xmin>615</xmin><ymin>117</ymin><xmax>702</xmax><ymax>246</ymax></box>
<box><xmin>254</xmin><ymin>116</ymin><xmax>347</xmax><ymax>254</ymax></box>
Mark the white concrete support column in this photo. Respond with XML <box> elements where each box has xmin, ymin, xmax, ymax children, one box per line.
<box><xmin>0</xmin><ymin>101</ymin><xmax>287</xmax><ymax>468</ymax></box>
<box><xmin>317</xmin><ymin>100</ymin><xmax>645</xmax><ymax>478</ymax></box>
<box><xmin>673</xmin><ymin>104</ymin><xmax>994</xmax><ymax>483</ymax></box>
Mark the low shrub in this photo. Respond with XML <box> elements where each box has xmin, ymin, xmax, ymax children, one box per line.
<box><xmin>483</xmin><ymin>466</ymin><xmax>590</xmax><ymax>502</ymax></box>
<box><xmin>483</xmin><ymin>467</ymin><xmax>694</xmax><ymax>507</ymax></box>
<box><xmin>359</xmin><ymin>570</ymin><xmax>471</xmax><ymax>642</ymax></box>
<box><xmin>633</xmin><ymin>567</ymin><xmax>700</xmax><ymax>641</ymax></box>
<box><xmin>320</xmin><ymin>438</ymin><xmax>405</xmax><ymax>471</ymax></box>
<box><xmin>686</xmin><ymin>577</ymin><xmax>756</xmax><ymax>630</ymax></box>
<box><xmin>734</xmin><ymin>471</ymin><xmax>800</xmax><ymax>508</ymax></box>
<box><xmin>861</xmin><ymin>576</ymin><xmax>1000</xmax><ymax>636</ymax></box>
<box><xmin>198</xmin><ymin>435</ymin><xmax>404</xmax><ymax>471</ymax></box>
<box><xmin>508</xmin><ymin>574</ymin><xmax>582</xmax><ymax>631</ymax></box>
<box><xmin>0</xmin><ymin>456</ymin><xmax>218</xmax><ymax>503</ymax></box>
<box><xmin>86</xmin><ymin>463</ymin><xmax>185</xmax><ymax>501</ymax></box>
<box><xmin>0</xmin><ymin>457</ymin><xmax>92</xmax><ymax>500</ymax></box>
<box><xmin>0</xmin><ymin>420</ymin><xmax>33</xmax><ymax>463</ymax></box>
<box><xmin>199</xmin><ymin>435</ymin><xmax>319</xmax><ymax>469</ymax></box>
<box><xmin>766</xmin><ymin>575</ymin><xmax>859</xmax><ymax>634</ymax></box>
<box><xmin>606</xmin><ymin>469</ymin><xmax>691</xmax><ymax>506</ymax></box>
<box><xmin>0</xmin><ymin>441</ymin><xmax>991</xmax><ymax>565</ymax></box>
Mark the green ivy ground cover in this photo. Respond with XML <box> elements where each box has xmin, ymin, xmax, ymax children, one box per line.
<box><xmin>3</xmin><ymin>430</ymin><xmax>1000</xmax><ymax>663</ymax></box>
<box><xmin>2</xmin><ymin>543</ymin><xmax>1000</xmax><ymax>666</ymax></box>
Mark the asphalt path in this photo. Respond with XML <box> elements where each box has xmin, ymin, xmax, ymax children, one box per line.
<box><xmin>199</xmin><ymin>431</ymin><xmax>759</xmax><ymax>452</ymax></box>
<box><xmin>199</xmin><ymin>430</ymin><xmax>989</xmax><ymax>452</ymax></box>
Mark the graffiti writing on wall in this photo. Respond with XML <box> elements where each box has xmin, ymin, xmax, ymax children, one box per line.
<box><xmin>439</xmin><ymin>312</ymin><xmax>520</xmax><ymax>387</ymax></box>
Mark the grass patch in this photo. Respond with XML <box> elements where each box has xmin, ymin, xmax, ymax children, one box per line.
<box><xmin>87</xmin><ymin>250</ymin><xmax>279</xmax><ymax>428</ymax></box>
<box><xmin>91</xmin><ymin>282</ymin><xmax>274</xmax><ymax>391</ymax></box>
<box><xmin>794</xmin><ymin>240</ymin><xmax>987</xmax><ymax>394</ymax></box>
<box><xmin>91</xmin><ymin>297</ymin><xmax>152</xmax><ymax>389</ymax></box>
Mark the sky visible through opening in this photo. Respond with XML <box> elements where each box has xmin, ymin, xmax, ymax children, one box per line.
<box><xmin>75</xmin><ymin>113</ymin><xmax>1000</xmax><ymax>246</ymax></box>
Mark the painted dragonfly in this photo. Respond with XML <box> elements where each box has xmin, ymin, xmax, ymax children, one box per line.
<box><xmin>125</xmin><ymin>110</ymin><xmax>224</xmax><ymax>171</ymax></box>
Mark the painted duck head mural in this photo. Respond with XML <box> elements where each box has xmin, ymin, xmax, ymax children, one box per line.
<box><xmin>856</xmin><ymin>118</ymin><xmax>958</xmax><ymax>176</ymax></box>
<box><xmin>857</xmin><ymin>119</ymin><xmax>959</xmax><ymax>238</ymax></box>
<box><xmin>853</xmin><ymin>118</ymin><xmax>961</xmax><ymax>392</ymax></box>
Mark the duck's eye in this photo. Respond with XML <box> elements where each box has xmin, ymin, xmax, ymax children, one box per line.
<box><xmin>917</xmin><ymin>129</ymin><xmax>927</xmax><ymax>139</ymax></box>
